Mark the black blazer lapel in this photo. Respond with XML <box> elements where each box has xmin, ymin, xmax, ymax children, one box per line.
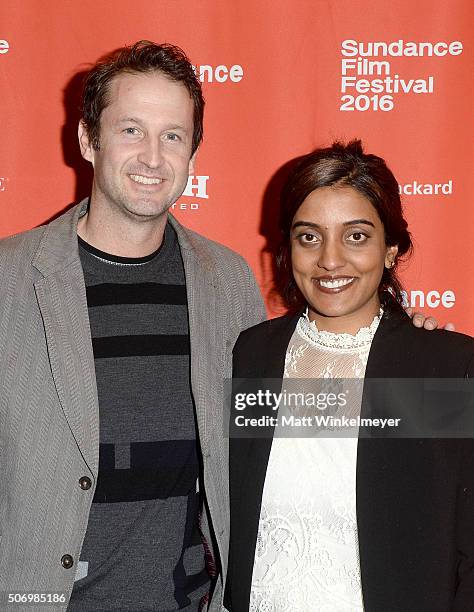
<box><xmin>227</xmin><ymin>312</ymin><xmax>300</xmax><ymax>611</ymax></box>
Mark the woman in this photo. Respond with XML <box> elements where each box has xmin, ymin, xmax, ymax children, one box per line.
<box><xmin>224</xmin><ymin>141</ymin><xmax>474</xmax><ymax>612</ymax></box>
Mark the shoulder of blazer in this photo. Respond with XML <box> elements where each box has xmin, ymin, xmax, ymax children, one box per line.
<box><xmin>233</xmin><ymin>311</ymin><xmax>302</xmax><ymax>379</ymax></box>
<box><xmin>0</xmin><ymin>224</ymin><xmax>46</xmax><ymax>274</ymax></box>
<box><xmin>367</xmin><ymin>305</ymin><xmax>474</xmax><ymax>378</ymax></box>
<box><xmin>168</xmin><ymin>212</ymin><xmax>251</xmax><ymax>270</ymax></box>
<box><xmin>234</xmin><ymin>313</ymin><xmax>294</xmax><ymax>345</ymax></box>
<box><xmin>0</xmin><ymin>202</ymin><xmax>83</xmax><ymax>281</ymax></box>
<box><xmin>167</xmin><ymin>213</ymin><xmax>267</xmax><ymax>332</ymax></box>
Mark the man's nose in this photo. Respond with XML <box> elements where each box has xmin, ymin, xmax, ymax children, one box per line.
<box><xmin>137</xmin><ymin>136</ymin><xmax>164</xmax><ymax>168</ymax></box>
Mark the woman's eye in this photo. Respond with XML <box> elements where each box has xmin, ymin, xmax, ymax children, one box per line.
<box><xmin>299</xmin><ymin>233</ymin><xmax>319</xmax><ymax>244</ymax></box>
<box><xmin>347</xmin><ymin>231</ymin><xmax>367</xmax><ymax>243</ymax></box>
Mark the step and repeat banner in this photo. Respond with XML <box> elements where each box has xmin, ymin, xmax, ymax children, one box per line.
<box><xmin>0</xmin><ymin>0</ymin><xmax>472</xmax><ymax>333</ymax></box>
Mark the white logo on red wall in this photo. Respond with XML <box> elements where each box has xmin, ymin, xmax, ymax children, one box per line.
<box><xmin>399</xmin><ymin>180</ymin><xmax>453</xmax><ymax>196</ymax></box>
<box><xmin>0</xmin><ymin>39</ymin><xmax>9</xmax><ymax>54</ymax></box>
<box><xmin>0</xmin><ymin>177</ymin><xmax>8</xmax><ymax>192</ymax></box>
<box><xmin>402</xmin><ymin>289</ymin><xmax>455</xmax><ymax>309</ymax></box>
<box><xmin>192</xmin><ymin>64</ymin><xmax>243</xmax><ymax>83</ymax></box>
<box><xmin>172</xmin><ymin>175</ymin><xmax>209</xmax><ymax>211</ymax></box>
<box><xmin>339</xmin><ymin>39</ymin><xmax>463</xmax><ymax>112</ymax></box>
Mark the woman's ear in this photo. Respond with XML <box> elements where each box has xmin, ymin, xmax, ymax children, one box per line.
<box><xmin>385</xmin><ymin>245</ymin><xmax>399</xmax><ymax>268</ymax></box>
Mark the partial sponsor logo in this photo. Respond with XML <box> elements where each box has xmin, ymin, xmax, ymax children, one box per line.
<box><xmin>192</xmin><ymin>64</ymin><xmax>243</xmax><ymax>83</ymax></box>
<box><xmin>399</xmin><ymin>180</ymin><xmax>453</xmax><ymax>196</ymax></box>
<box><xmin>182</xmin><ymin>175</ymin><xmax>209</xmax><ymax>199</ymax></box>
<box><xmin>171</xmin><ymin>201</ymin><xmax>201</xmax><ymax>211</ymax></box>
<box><xmin>0</xmin><ymin>177</ymin><xmax>8</xmax><ymax>192</ymax></box>
<box><xmin>339</xmin><ymin>39</ymin><xmax>463</xmax><ymax>112</ymax></box>
<box><xmin>0</xmin><ymin>39</ymin><xmax>9</xmax><ymax>54</ymax></box>
<box><xmin>172</xmin><ymin>175</ymin><xmax>209</xmax><ymax>211</ymax></box>
<box><xmin>401</xmin><ymin>289</ymin><xmax>455</xmax><ymax>309</ymax></box>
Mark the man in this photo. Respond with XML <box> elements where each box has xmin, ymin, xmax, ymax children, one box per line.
<box><xmin>0</xmin><ymin>41</ymin><xmax>439</xmax><ymax>612</ymax></box>
<box><xmin>0</xmin><ymin>41</ymin><xmax>265</xmax><ymax>611</ymax></box>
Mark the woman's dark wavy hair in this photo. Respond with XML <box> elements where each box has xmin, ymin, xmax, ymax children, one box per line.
<box><xmin>81</xmin><ymin>40</ymin><xmax>204</xmax><ymax>155</ymax></box>
<box><xmin>276</xmin><ymin>140</ymin><xmax>413</xmax><ymax>311</ymax></box>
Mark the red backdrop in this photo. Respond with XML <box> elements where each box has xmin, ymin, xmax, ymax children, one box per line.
<box><xmin>1</xmin><ymin>0</ymin><xmax>472</xmax><ymax>333</ymax></box>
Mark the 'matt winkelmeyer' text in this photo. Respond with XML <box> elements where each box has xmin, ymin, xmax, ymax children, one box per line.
<box><xmin>233</xmin><ymin>414</ymin><xmax>402</xmax><ymax>429</ymax></box>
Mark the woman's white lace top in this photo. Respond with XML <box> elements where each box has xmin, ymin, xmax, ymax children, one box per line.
<box><xmin>249</xmin><ymin>310</ymin><xmax>382</xmax><ymax>612</ymax></box>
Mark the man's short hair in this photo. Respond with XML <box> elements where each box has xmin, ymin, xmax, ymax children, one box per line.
<box><xmin>81</xmin><ymin>40</ymin><xmax>204</xmax><ymax>155</ymax></box>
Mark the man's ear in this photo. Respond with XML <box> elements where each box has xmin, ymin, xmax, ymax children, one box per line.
<box><xmin>188</xmin><ymin>150</ymin><xmax>197</xmax><ymax>176</ymax></box>
<box><xmin>78</xmin><ymin>120</ymin><xmax>94</xmax><ymax>165</ymax></box>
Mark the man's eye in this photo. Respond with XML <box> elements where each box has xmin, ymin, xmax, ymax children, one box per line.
<box><xmin>124</xmin><ymin>127</ymin><xmax>140</xmax><ymax>135</ymax></box>
<box><xmin>165</xmin><ymin>133</ymin><xmax>180</xmax><ymax>141</ymax></box>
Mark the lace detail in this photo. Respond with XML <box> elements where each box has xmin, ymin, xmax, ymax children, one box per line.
<box><xmin>250</xmin><ymin>438</ymin><xmax>363</xmax><ymax>612</ymax></box>
<box><xmin>284</xmin><ymin>343</ymin><xmax>309</xmax><ymax>376</ymax></box>
<box><xmin>297</xmin><ymin>309</ymin><xmax>382</xmax><ymax>351</ymax></box>
<box><xmin>250</xmin><ymin>313</ymin><xmax>382</xmax><ymax>611</ymax></box>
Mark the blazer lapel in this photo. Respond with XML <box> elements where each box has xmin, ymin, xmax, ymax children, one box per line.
<box><xmin>32</xmin><ymin>202</ymin><xmax>99</xmax><ymax>476</ymax></box>
<box><xmin>245</xmin><ymin>310</ymin><xmax>302</xmax><ymax>466</ymax></box>
<box><xmin>228</xmin><ymin>311</ymin><xmax>301</xmax><ymax>610</ymax></box>
<box><xmin>168</xmin><ymin>215</ymin><xmax>222</xmax><ymax>459</ymax></box>
<box><xmin>356</xmin><ymin>307</ymin><xmax>411</xmax><ymax>609</ymax></box>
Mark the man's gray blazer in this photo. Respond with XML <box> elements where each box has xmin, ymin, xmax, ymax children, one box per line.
<box><xmin>0</xmin><ymin>200</ymin><xmax>266</xmax><ymax>611</ymax></box>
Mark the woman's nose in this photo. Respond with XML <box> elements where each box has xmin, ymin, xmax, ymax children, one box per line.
<box><xmin>316</xmin><ymin>238</ymin><xmax>346</xmax><ymax>271</ymax></box>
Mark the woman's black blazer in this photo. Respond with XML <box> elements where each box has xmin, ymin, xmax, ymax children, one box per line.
<box><xmin>224</xmin><ymin>306</ymin><xmax>474</xmax><ymax>612</ymax></box>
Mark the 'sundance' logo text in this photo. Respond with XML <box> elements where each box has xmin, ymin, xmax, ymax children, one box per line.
<box><xmin>339</xmin><ymin>39</ymin><xmax>463</xmax><ymax>112</ymax></box>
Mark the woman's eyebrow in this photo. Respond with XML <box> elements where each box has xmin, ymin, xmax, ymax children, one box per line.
<box><xmin>291</xmin><ymin>221</ymin><xmax>322</xmax><ymax>230</ymax></box>
<box><xmin>291</xmin><ymin>219</ymin><xmax>375</xmax><ymax>230</ymax></box>
<box><xmin>343</xmin><ymin>219</ymin><xmax>375</xmax><ymax>227</ymax></box>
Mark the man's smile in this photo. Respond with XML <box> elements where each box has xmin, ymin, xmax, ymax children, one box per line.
<box><xmin>129</xmin><ymin>174</ymin><xmax>164</xmax><ymax>185</ymax></box>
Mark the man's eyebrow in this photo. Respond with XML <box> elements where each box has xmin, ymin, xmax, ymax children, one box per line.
<box><xmin>116</xmin><ymin>119</ymin><xmax>188</xmax><ymax>132</ymax></box>
<box><xmin>164</xmin><ymin>125</ymin><xmax>188</xmax><ymax>132</ymax></box>
<box><xmin>117</xmin><ymin>117</ymin><xmax>141</xmax><ymax>123</ymax></box>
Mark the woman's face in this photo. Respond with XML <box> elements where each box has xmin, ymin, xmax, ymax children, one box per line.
<box><xmin>290</xmin><ymin>186</ymin><xmax>398</xmax><ymax>334</ymax></box>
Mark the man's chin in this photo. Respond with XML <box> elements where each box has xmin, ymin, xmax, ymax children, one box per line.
<box><xmin>122</xmin><ymin>201</ymin><xmax>172</xmax><ymax>221</ymax></box>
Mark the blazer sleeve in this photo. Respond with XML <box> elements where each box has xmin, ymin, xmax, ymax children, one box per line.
<box><xmin>453</xmin><ymin>436</ymin><xmax>474</xmax><ymax>609</ymax></box>
<box><xmin>242</xmin><ymin>260</ymin><xmax>267</xmax><ymax>331</ymax></box>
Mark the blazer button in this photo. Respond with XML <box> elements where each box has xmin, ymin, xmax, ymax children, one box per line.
<box><xmin>61</xmin><ymin>554</ymin><xmax>74</xmax><ymax>569</ymax></box>
<box><xmin>79</xmin><ymin>476</ymin><xmax>92</xmax><ymax>490</ymax></box>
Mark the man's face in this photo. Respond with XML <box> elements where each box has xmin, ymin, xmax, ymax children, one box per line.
<box><xmin>79</xmin><ymin>71</ymin><xmax>195</xmax><ymax>221</ymax></box>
